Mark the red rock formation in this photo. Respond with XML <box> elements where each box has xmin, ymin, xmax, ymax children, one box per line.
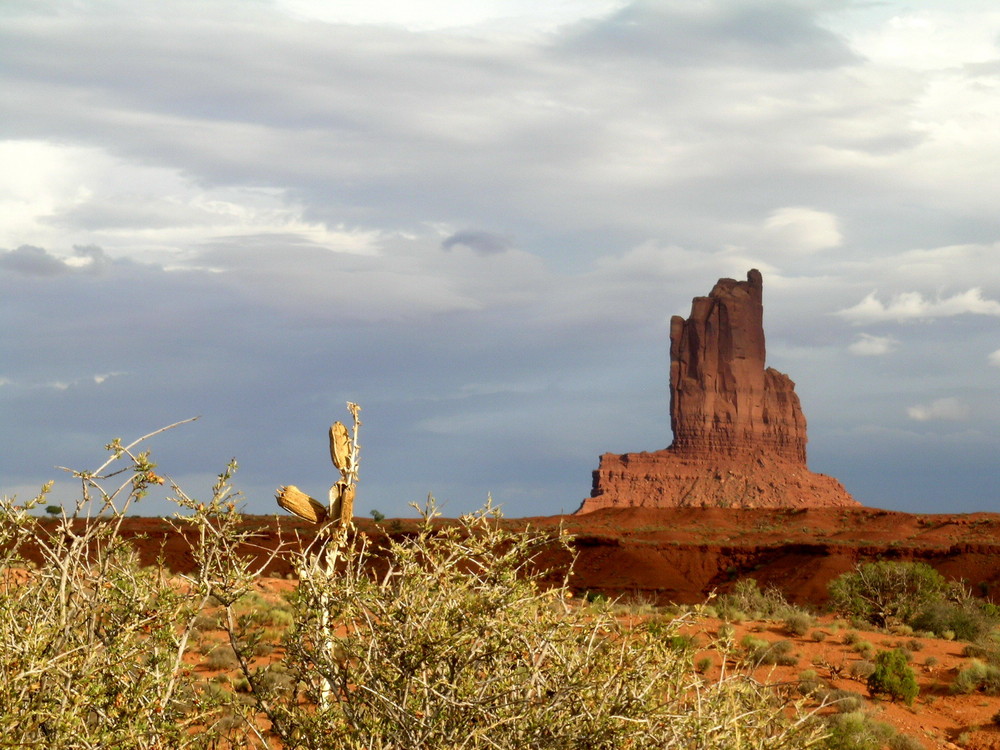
<box><xmin>669</xmin><ymin>269</ymin><xmax>806</xmax><ymax>462</ymax></box>
<box><xmin>578</xmin><ymin>270</ymin><xmax>857</xmax><ymax>513</ymax></box>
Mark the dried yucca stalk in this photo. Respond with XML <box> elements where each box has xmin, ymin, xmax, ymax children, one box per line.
<box><xmin>277</xmin><ymin>405</ymin><xmax>359</xmax><ymax>533</ymax></box>
<box><xmin>276</xmin><ymin>485</ymin><xmax>328</xmax><ymax>524</ymax></box>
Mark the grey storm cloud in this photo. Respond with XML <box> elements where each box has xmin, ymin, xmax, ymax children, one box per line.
<box><xmin>561</xmin><ymin>0</ymin><xmax>860</xmax><ymax>69</ymax></box>
<box><xmin>0</xmin><ymin>244</ymin><xmax>108</xmax><ymax>276</ymax></box>
<box><xmin>0</xmin><ymin>245</ymin><xmax>70</xmax><ymax>276</ymax></box>
<box><xmin>441</xmin><ymin>231</ymin><xmax>513</xmax><ymax>256</ymax></box>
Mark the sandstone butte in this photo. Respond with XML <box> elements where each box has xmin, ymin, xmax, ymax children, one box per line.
<box><xmin>577</xmin><ymin>269</ymin><xmax>859</xmax><ymax>513</ymax></box>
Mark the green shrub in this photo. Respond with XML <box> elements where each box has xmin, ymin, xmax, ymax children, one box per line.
<box><xmin>866</xmin><ymin>649</ymin><xmax>919</xmax><ymax>705</ymax></box>
<box><xmin>852</xmin><ymin>640</ymin><xmax>875</xmax><ymax>658</ymax></box>
<box><xmin>194</xmin><ymin>612</ymin><xmax>223</xmax><ymax>632</ymax></box>
<box><xmin>0</xmin><ymin>409</ymin><xmax>835</xmax><ymax>750</ymax></box>
<box><xmin>798</xmin><ymin>669</ymin><xmax>823</xmax><ymax>696</ymax></box>
<box><xmin>665</xmin><ymin>634</ymin><xmax>698</xmax><ymax>653</ymax></box>
<box><xmin>826</xmin><ymin>689</ymin><xmax>866</xmax><ymax>713</ymax></box>
<box><xmin>206</xmin><ymin>645</ymin><xmax>240</xmax><ymax>670</ymax></box>
<box><xmin>829</xmin><ymin>562</ymin><xmax>948</xmax><ymax>628</ymax></box>
<box><xmin>962</xmin><ymin>636</ymin><xmax>1000</xmax><ymax>664</ymax></box>
<box><xmin>716</xmin><ymin>622</ymin><xmax>736</xmax><ymax>643</ymax></box>
<box><xmin>740</xmin><ymin>636</ymin><xmax>798</xmax><ymax>666</ymax></box>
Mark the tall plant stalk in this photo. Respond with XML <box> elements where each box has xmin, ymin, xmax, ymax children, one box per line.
<box><xmin>275</xmin><ymin>402</ymin><xmax>361</xmax><ymax>711</ymax></box>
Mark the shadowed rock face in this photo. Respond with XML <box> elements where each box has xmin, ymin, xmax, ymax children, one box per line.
<box><xmin>578</xmin><ymin>270</ymin><xmax>858</xmax><ymax>513</ymax></box>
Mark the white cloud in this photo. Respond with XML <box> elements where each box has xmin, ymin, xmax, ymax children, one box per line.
<box><xmin>760</xmin><ymin>206</ymin><xmax>842</xmax><ymax>254</ymax></box>
<box><xmin>844</xmin><ymin>7</ymin><xmax>1000</xmax><ymax>71</ymax></box>
<box><xmin>848</xmin><ymin>333</ymin><xmax>899</xmax><ymax>356</ymax></box>
<box><xmin>276</xmin><ymin>0</ymin><xmax>627</xmax><ymax>33</ymax></box>
<box><xmin>837</xmin><ymin>288</ymin><xmax>1000</xmax><ymax>324</ymax></box>
<box><xmin>907</xmin><ymin>397</ymin><xmax>970</xmax><ymax>422</ymax></box>
<box><xmin>0</xmin><ymin>141</ymin><xmax>380</xmax><ymax>266</ymax></box>
<box><xmin>989</xmin><ymin>349</ymin><xmax>1000</xmax><ymax>367</ymax></box>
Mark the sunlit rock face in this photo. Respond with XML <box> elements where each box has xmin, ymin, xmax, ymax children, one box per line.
<box><xmin>578</xmin><ymin>270</ymin><xmax>858</xmax><ymax>513</ymax></box>
<box><xmin>668</xmin><ymin>269</ymin><xmax>806</xmax><ymax>463</ymax></box>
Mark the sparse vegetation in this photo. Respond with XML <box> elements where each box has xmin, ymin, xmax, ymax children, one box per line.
<box><xmin>823</xmin><ymin>710</ymin><xmax>896</xmax><ymax>750</ymax></box>
<box><xmin>717</xmin><ymin>577</ymin><xmax>805</xmax><ymax>621</ymax></box>
<box><xmin>951</xmin><ymin>659</ymin><xmax>1000</xmax><ymax>695</ymax></box>
<box><xmin>909</xmin><ymin>596</ymin><xmax>1000</xmax><ymax>641</ymax></box>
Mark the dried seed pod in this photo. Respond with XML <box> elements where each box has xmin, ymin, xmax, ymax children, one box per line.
<box><xmin>339</xmin><ymin>482</ymin><xmax>355</xmax><ymax>525</ymax></box>
<box><xmin>329</xmin><ymin>479</ymin><xmax>356</xmax><ymax>526</ymax></box>
<box><xmin>329</xmin><ymin>421</ymin><xmax>352</xmax><ymax>473</ymax></box>
<box><xmin>328</xmin><ymin>483</ymin><xmax>341</xmax><ymax>524</ymax></box>
<box><xmin>276</xmin><ymin>485</ymin><xmax>328</xmax><ymax>524</ymax></box>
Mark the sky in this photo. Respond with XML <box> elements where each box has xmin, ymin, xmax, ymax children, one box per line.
<box><xmin>2</xmin><ymin>0</ymin><xmax>999</xmax><ymax>518</ymax></box>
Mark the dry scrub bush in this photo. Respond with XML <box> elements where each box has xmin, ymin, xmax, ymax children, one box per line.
<box><xmin>2</xmin><ymin>408</ymin><xmax>831</xmax><ymax>749</ymax></box>
<box><xmin>718</xmin><ymin>578</ymin><xmax>808</xmax><ymax>623</ymax></box>
<box><xmin>828</xmin><ymin>562</ymin><xmax>947</xmax><ymax>629</ymax></box>
<box><xmin>0</xmin><ymin>423</ymin><xmax>243</xmax><ymax>749</ymax></box>
<box><xmin>222</xmin><ymin>496</ymin><xmax>829</xmax><ymax>749</ymax></box>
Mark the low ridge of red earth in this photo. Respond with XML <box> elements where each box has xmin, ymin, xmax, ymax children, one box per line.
<box><xmin>580</xmin><ymin>269</ymin><xmax>857</xmax><ymax>512</ymax></box>
<box><xmin>19</xmin><ymin>507</ymin><xmax>1000</xmax><ymax>607</ymax></box>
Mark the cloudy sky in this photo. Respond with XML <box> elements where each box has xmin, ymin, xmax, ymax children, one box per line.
<box><xmin>2</xmin><ymin>0</ymin><xmax>999</xmax><ymax>518</ymax></box>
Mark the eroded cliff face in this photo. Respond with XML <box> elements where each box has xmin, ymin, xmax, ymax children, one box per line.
<box><xmin>578</xmin><ymin>270</ymin><xmax>857</xmax><ymax>513</ymax></box>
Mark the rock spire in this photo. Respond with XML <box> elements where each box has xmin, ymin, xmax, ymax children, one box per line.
<box><xmin>577</xmin><ymin>270</ymin><xmax>857</xmax><ymax>513</ymax></box>
<box><xmin>669</xmin><ymin>269</ymin><xmax>806</xmax><ymax>462</ymax></box>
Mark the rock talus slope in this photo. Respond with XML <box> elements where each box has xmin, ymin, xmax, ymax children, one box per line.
<box><xmin>578</xmin><ymin>270</ymin><xmax>857</xmax><ymax>512</ymax></box>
